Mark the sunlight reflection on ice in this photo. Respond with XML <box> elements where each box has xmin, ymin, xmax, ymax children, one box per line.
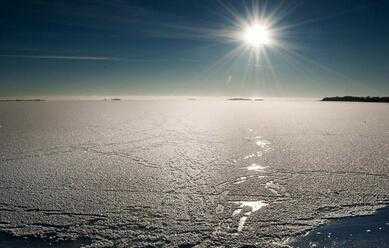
<box><xmin>234</xmin><ymin>176</ymin><xmax>247</xmax><ymax>184</ymax></box>
<box><xmin>243</xmin><ymin>154</ymin><xmax>255</xmax><ymax>160</ymax></box>
<box><xmin>255</xmin><ymin>138</ymin><xmax>271</xmax><ymax>149</ymax></box>
<box><xmin>232</xmin><ymin>208</ymin><xmax>242</xmax><ymax>216</ymax></box>
<box><xmin>232</xmin><ymin>201</ymin><xmax>268</xmax><ymax>232</ymax></box>
<box><xmin>243</xmin><ymin>151</ymin><xmax>263</xmax><ymax>160</ymax></box>
<box><xmin>234</xmin><ymin>201</ymin><xmax>268</xmax><ymax>212</ymax></box>
<box><xmin>247</xmin><ymin>163</ymin><xmax>268</xmax><ymax>172</ymax></box>
<box><xmin>238</xmin><ymin>216</ymin><xmax>249</xmax><ymax>232</ymax></box>
<box><xmin>265</xmin><ymin>181</ymin><xmax>290</xmax><ymax>196</ymax></box>
<box><xmin>229</xmin><ymin>133</ymin><xmax>271</xmax><ymax>232</ymax></box>
<box><xmin>265</xmin><ymin>181</ymin><xmax>281</xmax><ymax>195</ymax></box>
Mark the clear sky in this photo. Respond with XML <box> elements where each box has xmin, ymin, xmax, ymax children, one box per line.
<box><xmin>1</xmin><ymin>0</ymin><xmax>388</xmax><ymax>97</ymax></box>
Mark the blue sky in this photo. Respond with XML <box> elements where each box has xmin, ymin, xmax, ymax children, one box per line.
<box><xmin>0</xmin><ymin>0</ymin><xmax>388</xmax><ymax>97</ymax></box>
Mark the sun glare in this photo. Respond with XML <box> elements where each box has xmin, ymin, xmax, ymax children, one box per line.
<box><xmin>243</xmin><ymin>23</ymin><xmax>273</xmax><ymax>48</ymax></box>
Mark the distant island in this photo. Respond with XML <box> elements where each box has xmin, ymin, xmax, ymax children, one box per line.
<box><xmin>322</xmin><ymin>96</ymin><xmax>389</xmax><ymax>103</ymax></box>
<box><xmin>0</xmin><ymin>99</ymin><xmax>47</xmax><ymax>102</ymax></box>
<box><xmin>227</xmin><ymin>98</ymin><xmax>264</xmax><ymax>101</ymax></box>
<box><xmin>104</xmin><ymin>98</ymin><xmax>122</xmax><ymax>101</ymax></box>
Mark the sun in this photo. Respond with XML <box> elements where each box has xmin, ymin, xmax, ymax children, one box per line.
<box><xmin>242</xmin><ymin>23</ymin><xmax>273</xmax><ymax>48</ymax></box>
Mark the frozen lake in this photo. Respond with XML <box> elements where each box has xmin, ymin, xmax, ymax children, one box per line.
<box><xmin>0</xmin><ymin>99</ymin><xmax>388</xmax><ymax>247</ymax></box>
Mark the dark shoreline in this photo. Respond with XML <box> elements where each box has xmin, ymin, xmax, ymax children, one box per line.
<box><xmin>322</xmin><ymin>96</ymin><xmax>389</xmax><ymax>103</ymax></box>
<box><xmin>292</xmin><ymin>206</ymin><xmax>389</xmax><ymax>247</ymax></box>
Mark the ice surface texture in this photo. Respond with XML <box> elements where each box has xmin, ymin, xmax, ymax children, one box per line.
<box><xmin>0</xmin><ymin>99</ymin><xmax>388</xmax><ymax>247</ymax></box>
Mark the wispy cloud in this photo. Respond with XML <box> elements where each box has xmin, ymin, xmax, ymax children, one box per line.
<box><xmin>0</xmin><ymin>54</ymin><xmax>116</xmax><ymax>61</ymax></box>
<box><xmin>0</xmin><ymin>54</ymin><xmax>201</xmax><ymax>64</ymax></box>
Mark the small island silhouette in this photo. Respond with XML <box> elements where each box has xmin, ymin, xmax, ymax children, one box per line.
<box><xmin>322</xmin><ymin>96</ymin><xmax>389</xmax><ymax>103</ymax></box>
<box><xmin>104</xmin><ymin>98</ymin><xmax>122</xmax><ymax>101</ymax></box>
<box><xmin>227</xmin><ymin>98</ymin><xmax>264</xmax><ymax>101</ymax></box>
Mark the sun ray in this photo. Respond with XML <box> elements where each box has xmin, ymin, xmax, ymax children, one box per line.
<box><xmin>198</xmin><ymin>44</ymin><xmax>247</xmax><ymax>81</ymax></box>
<box><xmin>140</xmin><ymin>0</ymin><xmax>361</xmax><ymax>96</ymax></box>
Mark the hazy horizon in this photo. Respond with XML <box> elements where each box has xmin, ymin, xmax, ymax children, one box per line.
<box><xmin>1</xmin><ymin>95</ymin><xmax>389</xmax><ymax>102</ymax></box>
